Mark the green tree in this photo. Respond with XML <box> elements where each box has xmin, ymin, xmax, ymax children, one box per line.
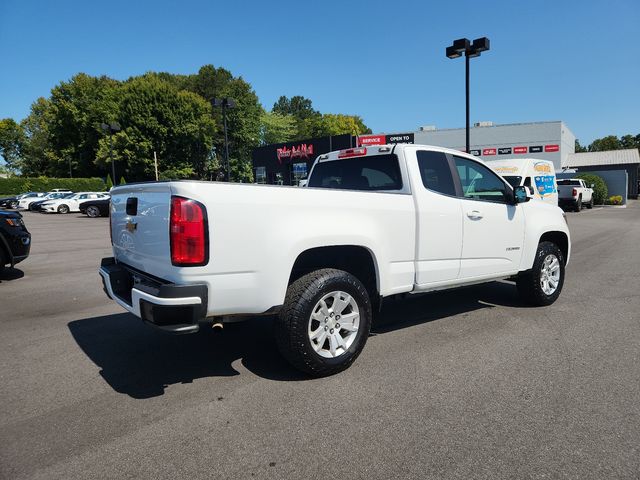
<box><xmin>183</xmin><ymin>65</ymin><xmax>262</xmax><ymax>176</ymax></box>
<box><xmin>44</xmin><ymin>73</ymin><xmax>121</xmax><ymax>177</ymax></box>
<box><xmin>576</xmin><ymin>173</ymin><xmax>607</xmax><ymax>205</ymax></box>
<box><xmin>620</xmin><ymin>134</ymin><xmax>639</xmax><ymax>149</ymax></box>
<box><xmin>106</xmin><ymin>174</ymin><xmax>113</xmax><ymax>190</ymax></box>
<box><xmin>574</xmin><ymin>139</ymin><xmax>588</xmax><ymax>153</ymax></box>
<box><xmin>315</xmin><ymin>113</ymin><xmax>371</xmax><ymax>137</ymax></box>
<box><xmin>272</xmin><ymin>95</ymin><xmax>322</xmax><ymax>140</ymax></box>
<box><xmin>589</xmin><ymin>135</ymin><xmax>621</xmax><ymax>152</ymax></box>
<box><xmin>19</xmin><ymin>98</ymin><xmax>54</xmax><ymax>176</ymax></box>
<box><xmin>0</xmin><ymin>118</ymin><xmax>25</xmax><ymax>173</ymax></box>
<box><xmin>95</xmin><ymin>75</ymin><xmax>216</xmax><ymax>181</ymax></box>
<box><xmin>272</xmin><ymin>95</ymin><xmax>319</xmax><ymax>120</ymax></box>
<box><xmin>119</xmin><ymin>176</ymin><xmax>126</xmax><ymax>185</ymax></box>
<box><xmin>260</xmin><ymin>111</ymin><xmax>297</xmax><ymax>145</ymax></box>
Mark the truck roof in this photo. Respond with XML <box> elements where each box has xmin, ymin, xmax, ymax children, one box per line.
<box><xmin>315</xmin><ymin>143</ymin><xmax>481</xmax><ymax>164</ymax></box>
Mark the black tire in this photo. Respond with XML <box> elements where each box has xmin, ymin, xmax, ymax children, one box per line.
<box><xmin>516</xmin><ymin>241</ymin><xmax>565</xmax><ymax>306</ymax></box>
<box><xmin>0</xmin><ymin>247</ymin><xmax>6</xmax><ymax>270</ymax></box>
<box><xmin>586</xmin><ymin>198</ymin><xmax>594</xmax><ymax>209</ymax></box>
<box><xmin>9</xmin><ymin>201</ymin><xmax>18</xmax><ymax>209</ymax></box>
<box><xmin>275</xmin><ymin>268</ymin><xmax>372</xmax><ymax>377</ymax></box>
<box><xmin>57</xmin><ymin>204</ymin><xmax>70</xmax><ymax>214</ymax></box>
<box><xmin>86</xmin><ymin>206</ymin><xmax>101</xmax><ymax>218</ymax></box>
<box><xmin>575</xmin><ymin>197</ymin><xmax>582</xmax><ymax>212</ymax></box>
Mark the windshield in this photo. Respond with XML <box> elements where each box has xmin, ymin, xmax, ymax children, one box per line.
<box><xmin>557</xmin><ymin>179</ymin><xmax>581</xmax><ymax>186</ymax></box>
<box><xmin>502</xmin><ymin>176</ymin><xmax>522</xmax><ymax>188</ymax></box>
<box><xmin>308</xmin><ymin>154</ymin><xmax>403</xmax><ymax>191</ymax></box>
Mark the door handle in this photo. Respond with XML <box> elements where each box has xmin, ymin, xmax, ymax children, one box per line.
<box><xmin>466</xmin><ymin>210</ymin><xmax>483</xmax><ymax>220</ymax></box>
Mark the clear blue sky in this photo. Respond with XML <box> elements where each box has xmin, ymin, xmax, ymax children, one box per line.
<box><xmin>1</xmin><ymin>0</ymin><xmax>638</xmax><ymax>144</ymax></box>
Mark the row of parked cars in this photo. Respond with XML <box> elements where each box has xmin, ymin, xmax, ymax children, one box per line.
<box><xmin>0</xmin><ymin>190</ymin><xmax>111</xmax><ymax>217</ymax></box>
<box><xmin>0</xmin><ymin>190</ymin><xmax>111</xmax><ymax>270</ymax></box>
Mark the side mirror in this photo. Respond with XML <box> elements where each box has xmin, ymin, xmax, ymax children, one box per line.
<box><xmin>513</xmin><ymin>186</ymin><xmax>530</xmax><ymax>204</ymax></box>
<box><xmin>590</xmin><ymin>184</ymin><xmax>595</xmax><ymax>188</ymax></box>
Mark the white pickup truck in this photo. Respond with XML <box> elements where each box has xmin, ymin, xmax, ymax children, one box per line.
<box><xmin>557</xmin><ymin>178</ymin><xmax>594</xmax><ymax>211</ymax></box>
<box><xmin>100</xmin><ymin>145</ymin><xmax>570</xmax><ymax>376</ymax></box>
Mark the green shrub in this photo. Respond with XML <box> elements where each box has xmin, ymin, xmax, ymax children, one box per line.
<box><xmin>0</xmin><ymin>177</ymin><xmax>106</xmax><ymax>195</ymax></box>
<box><xmin>576</xmin><ymin>173</ymin><xmax>607</xmax><ymax>205</ymax></box>
<box><xmin>607</xmin><ymin>195</ymin><xmax>623</xmax><ymax>205</ymax></box>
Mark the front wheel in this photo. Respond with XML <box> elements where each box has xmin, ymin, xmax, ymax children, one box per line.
<box><xmin>586</xmin><ymin>198</ymin><xmax>594</xmax><ymax>209</ymax></box>
<box><xmin>275</xmin><ymin>268</ymin><xmax>372</xmax><ymax>377</ymax></box>
<box><xmin>57</xmin><ymin>204</ymin><xmax>70</xmax><ymax>214</ymax></box>
<box><xmin>517</xmin><ymin>241</ymin><xmax>565</xmax><ymax>306</ymax></box>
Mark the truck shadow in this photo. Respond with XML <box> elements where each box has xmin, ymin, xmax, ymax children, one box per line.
<box><xmin>68</xmin><ymin>281</ymin><xmax>524</xmax><ymax>398</ymax></box>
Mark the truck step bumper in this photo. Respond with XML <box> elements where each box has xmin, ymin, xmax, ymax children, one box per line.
<box><xmin>99</xmin><ymin>257</ymin><xmax>208</xmax><ymax>334</ymax></box>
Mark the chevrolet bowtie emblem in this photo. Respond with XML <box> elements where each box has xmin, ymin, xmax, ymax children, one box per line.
<box><xmin>126</xmin><ymin>220</ymin><xmax>137</xmax><ymax>233</ymax></box>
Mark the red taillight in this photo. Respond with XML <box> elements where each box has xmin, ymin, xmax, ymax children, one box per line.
<box><xmin>170</xmin><ymin>196</ymin><xmax>208</xmax><ymax>266</ymax></box>
<box><xmin>572</xmin><ymin>188</ymin><xmax>577</xmax><ymax>197</ymax></box>
<box><xmin>338</xmin><ymin>147</ymin><xmax>367</xmax><ymax>158</ymax></box>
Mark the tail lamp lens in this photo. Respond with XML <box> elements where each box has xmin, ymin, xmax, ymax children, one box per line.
<box><xmin>572</xmin><ymin>188</ymin><xmax>577</xmax><ymax>197</ymax></box>
<box><xmin>170</xmin><ymin>196</ymin><xmax>208</xmax><ymax>266</ymax></box>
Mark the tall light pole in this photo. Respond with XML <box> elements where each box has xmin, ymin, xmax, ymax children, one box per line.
<box><xmin>212</xmin><ymin>97</ymin><xmax>236</xmax><ymax>182</ymax></box>
<box><xmin>446</xmin><ymin>37</ymin><xmax>490</xmax><ymax>153</ymax></box>
<box><xmin>101</xmin><ymin>122</ymin><xmax>121</xmax><ymax>185</ymax></box>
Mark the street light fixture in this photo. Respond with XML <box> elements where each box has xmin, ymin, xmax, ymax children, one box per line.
<box><xmin>100</xmin><ymin>122</ymin><xmax>121</xmax><ymax>186</ymax></box>
<box><xmin>445</xmin><ymin>37</ymin><xmax>490</xmax><ymax>153</ymax></box>
<box><xmin>211</xmin><ymin>97</ymin><xmax>236</xmax><ymax>182</ymax></box>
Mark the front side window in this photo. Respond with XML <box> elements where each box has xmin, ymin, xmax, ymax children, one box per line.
<box><xmin>308</xmin><ymin>154</ymin><xmax>402</xmax><ymax>191</ymax></box>
<box><xmin>454</xmin><ymin>156</ymin><xmax>510</xmax><ymax>203</ymax></box>
<box><xmin>416</xmin><ymin>150</ymin><xmax>456</xmax><ymax>196</ymax></box>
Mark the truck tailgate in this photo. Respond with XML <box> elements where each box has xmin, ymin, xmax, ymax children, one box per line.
<box><xmin>110</xmin><ymin>183</ymin><xmax>172</xmax><ymax>275</ymax></box>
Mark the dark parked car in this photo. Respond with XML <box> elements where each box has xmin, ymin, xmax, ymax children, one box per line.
<box><xmin>0</xmin><ymin>210</ymin><xmax>31</xmax><ymax>270</ymax></box>
<box><xmin>0</xmin><ymin>192</ymin><xmax>47</xmax><ymax>209</ymax></box>
<box><xmin>79</xmin><ymin>198</ymin><xmax>110</xmax><ymax>217</ymax></box>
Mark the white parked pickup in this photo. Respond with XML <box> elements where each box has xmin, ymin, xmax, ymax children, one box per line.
<box><xmin>100</xmin><ymin>144</ymin><xmax>571</xmax><ymax>376</ymax></box>
<box><xmin>557</xmin><ymin>178</ymin><xmax>594</xmax><ymax>211</ymax></box>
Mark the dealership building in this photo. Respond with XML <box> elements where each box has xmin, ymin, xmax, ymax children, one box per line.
<box><xmin>252</xmin><ymin>120</ymin><xmax>639</xmax><ymax>199</ymax></box>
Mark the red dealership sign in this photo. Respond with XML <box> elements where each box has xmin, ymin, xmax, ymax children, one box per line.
<box><xmin>545</xmin><ymin>144</ymin><xmax>559</xmax><ymax>152</ymax></box>
<box><xmin>482</xmin><ymin>148</ymin><xmax>497</xmax><ymax>156</ymax></box>
<box><xmin>276</xmin><ymin>143</ymin><xmax>314</xmax><ymax>164</ymax></box>
<box><xmin>357</xmin><ymin>135</ymin><xmax>386</xmax><ymax>146</ymax></box>
<box><xmin>514</xmin><ymin>146</ymin><xmax>528</xmax><ymax>154</ymax></box>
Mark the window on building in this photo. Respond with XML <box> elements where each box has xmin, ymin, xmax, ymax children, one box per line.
<box><xmin>416</xmin><ymin>150</ymin><xmax>456</xmax><ymax>196</ymax></box>
<box><xmin>255</xmin><ymin>167</ymin><xmax>267</xmax><ymax>184</ymax></box>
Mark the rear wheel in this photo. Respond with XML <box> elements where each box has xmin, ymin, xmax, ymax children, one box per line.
<box><xmin>275</xmin><ymin>268</ymin><xmax>372</xmax><ymax>377</ymax></box>
<box><xmin>575</xmin><ymin>197</ymin><xmax>582</xmax><ymax>212</ymax></box>
<box><xmin>9</xmin><ymin>201</ymin><xmax>18</xmax><ymax>209</ymax></box>
<box><xmin>57</xmin><ymin>204</ymin><xmax>70</xmax><ymax>214</ymax></box>
<box><xmin>86</xmin><ymin>206</ymin><xmax>101</xmax><ymax>218</ymax></box>
<box><xmin>0</xmin><ymin>248</ymin><xmax>6</xmax><ymax>270</ymax></box>
<box><xmin>517</xmin><ymin>241</ymin><xmax>565</xmax><ymax>306</ymax></box>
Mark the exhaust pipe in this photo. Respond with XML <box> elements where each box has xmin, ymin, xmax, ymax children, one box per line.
<box><xmin>212</xmin><ymin>321</ymin><xmax>224</xmax><ymax>331</ymax></box>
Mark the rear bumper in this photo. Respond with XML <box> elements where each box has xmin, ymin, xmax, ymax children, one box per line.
<box><xmin>558</xmin><ymin>198</ymin><xmax>578</xmax><ymax>208</ymax></box>
<box><xmin>99</xmin><ymin>257</ymin><xmax>208</xmax><ymax>334</ymax></box>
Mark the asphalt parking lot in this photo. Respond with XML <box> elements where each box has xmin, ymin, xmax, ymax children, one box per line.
<box><xmin>1</xmin><ymin>204</ymin><xmax>639</xmax><ymax>479</ymax></box>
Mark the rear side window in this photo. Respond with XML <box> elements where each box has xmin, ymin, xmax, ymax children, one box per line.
<box><xmin>557</xmin><ymin>180</ymin><xmax>581</xmax><ymax>186</ymax></box>
<box><xmin>308</xmin><ymin>154</ymin><xmax>402</xmax><ymax>191</ymax></box>
<box><xmin>416</xmin><ymin>150</ymin><xmax>456</xmax><ymax>196</ymax></box>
